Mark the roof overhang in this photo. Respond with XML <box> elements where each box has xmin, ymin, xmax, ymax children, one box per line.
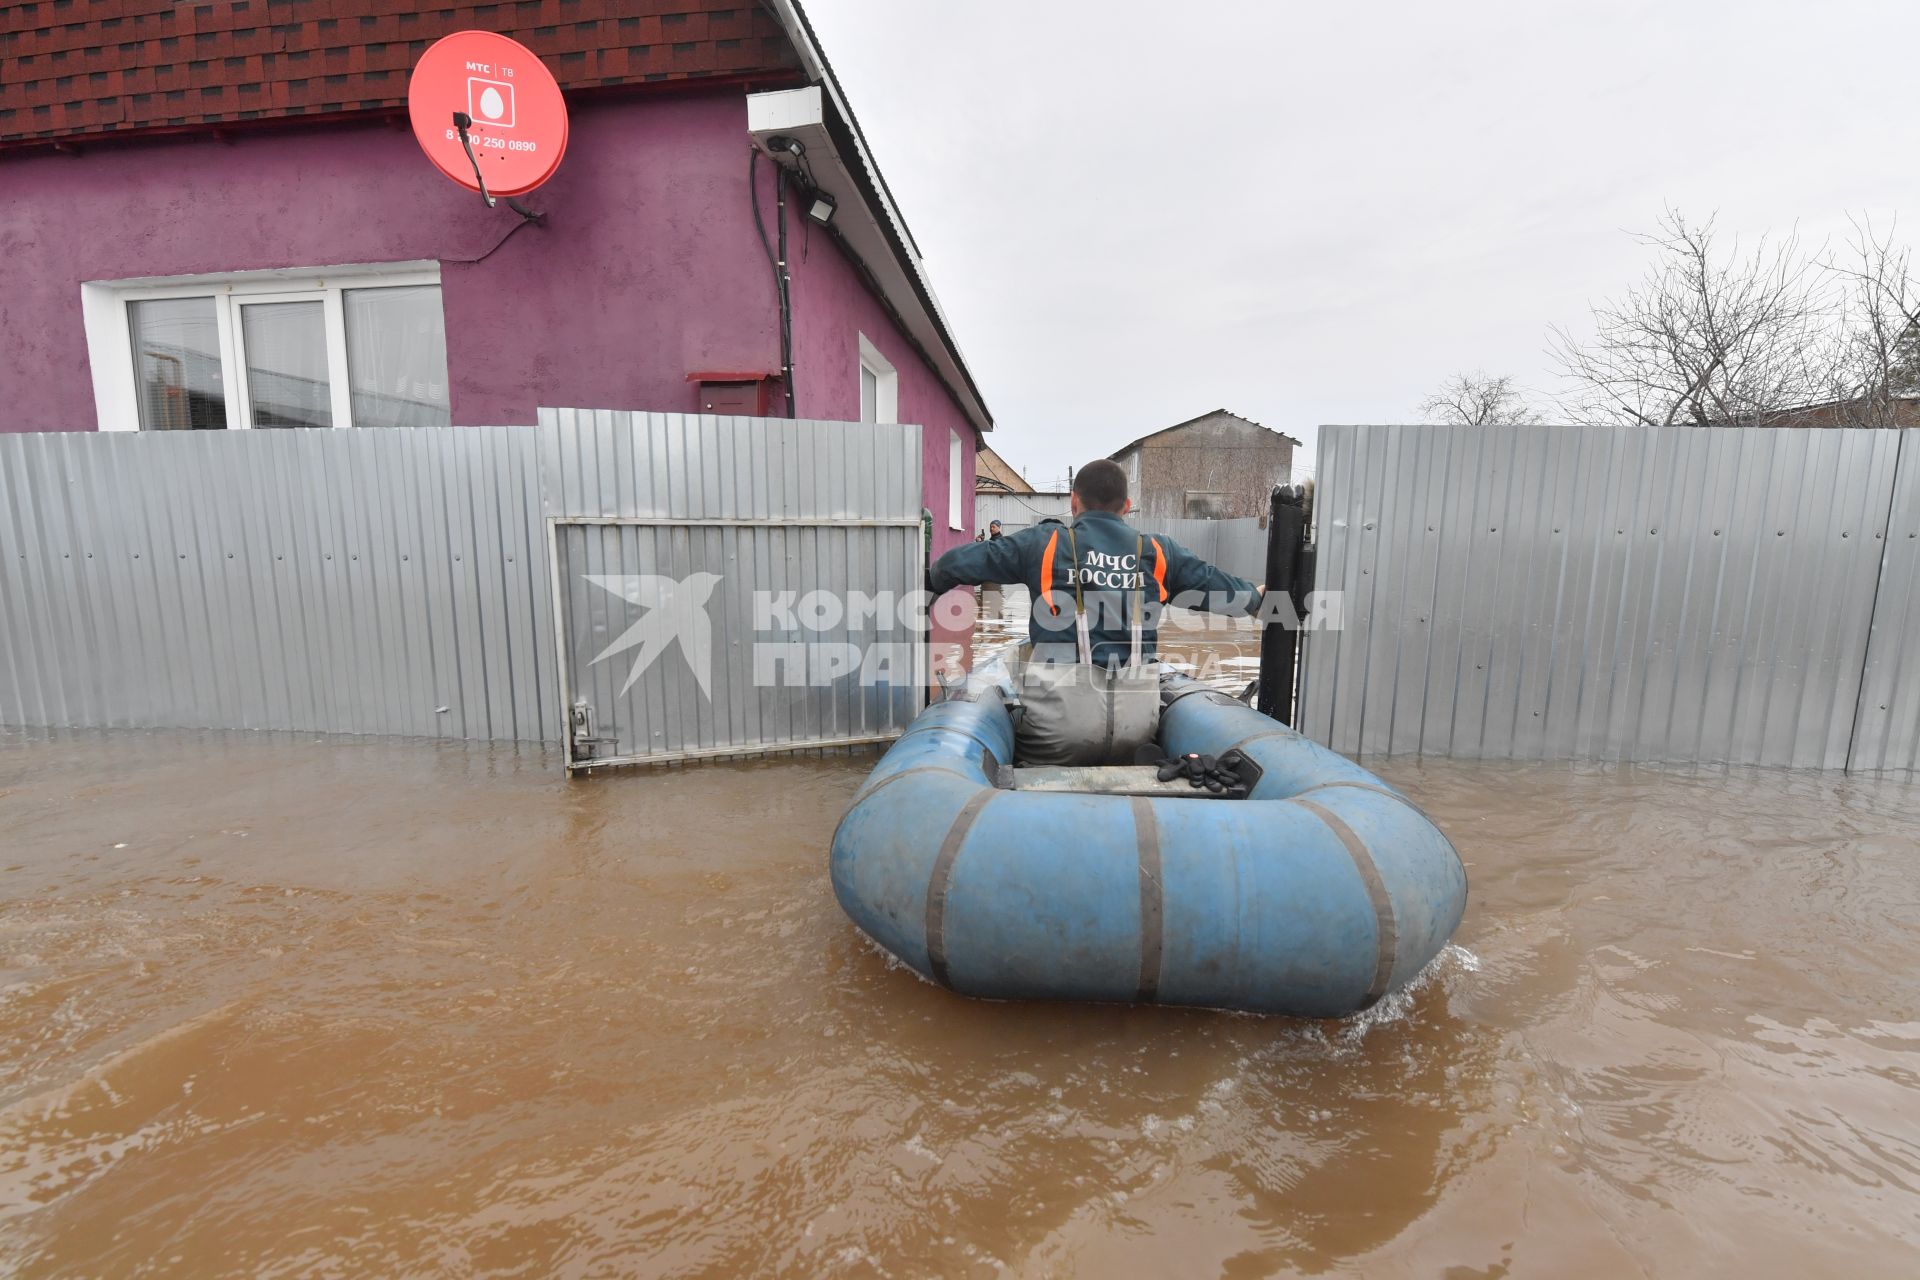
<box><xmin>748</xmin><ymin>6</ymin><xmax>992</xmax><ymax>435</ymax></box>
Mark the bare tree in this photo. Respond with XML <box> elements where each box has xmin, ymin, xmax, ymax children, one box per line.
<box><xmin>1418</xmin><ymin>371</ymin><xmax>1535</xmax><ymax>425</ymax></box>
<box><xmin>1820</xmin><ymin>216</ymin><xmax>1920</xmax><ymax>427</ymax></box>
<box><xmin>1551</xmin><ymin>209</ymin><xmax>1837</xmax><ymax>428</ymax></box>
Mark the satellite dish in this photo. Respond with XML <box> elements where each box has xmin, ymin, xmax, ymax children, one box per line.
<box><xmin>408</xmin><ymin>31</ymin><xmax>568</xmax><ymax>201</ymax></box>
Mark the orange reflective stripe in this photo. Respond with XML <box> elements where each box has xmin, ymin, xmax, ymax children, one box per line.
<box><xmin>1150</xmin><ymin>538</ymin><xmax>1169</xmax><ymax>603</ymax></box>
<box><xmin>1040</xmin><ymin>528</ymin><xmax>1061</xmax><ymax>614</ymax></box>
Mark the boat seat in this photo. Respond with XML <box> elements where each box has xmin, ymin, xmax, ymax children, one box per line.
<box><xmin>998</xmin><ymin>764</ymin><xmax>1251</xmax><ymax>800</ymax></box>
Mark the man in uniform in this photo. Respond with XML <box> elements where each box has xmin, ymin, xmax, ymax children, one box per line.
<box><xmin>929</xmin><ymin>459</ymin><xmax>1261</xmax><ymax>763</ymax></box>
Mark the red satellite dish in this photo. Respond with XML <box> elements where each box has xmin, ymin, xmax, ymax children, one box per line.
<box><xmin>408</xmin><ymin>30</ymin><xmax>568</xmax><ymax>199</ymax></box>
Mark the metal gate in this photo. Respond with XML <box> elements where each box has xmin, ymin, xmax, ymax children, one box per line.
<box><xmin>538</xmin><ymin>410</ymin><xmax>928</xmax><ymax>770</ymax></box>
<box><xmin>549</xmin><ymin>517</ymin><xmax>924</xmax><ymax>769</ymax></box>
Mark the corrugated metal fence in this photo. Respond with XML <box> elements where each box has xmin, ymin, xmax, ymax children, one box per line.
<box><xmin>1156</xmin><ymin>516</ymin><xmax>1268</xmax><ymax>586</ymax></box>
<box><xmin>1299</xmin><ymin>423</ymin><xmax>1920</xmax><ymax>771</ymax></box>
<box><xmin>975</xmin><ymin>492</ymin><xmax>1070</xmax><ymax>533</ymax></box>
<box><xmin>0</xmin><ymin>412</ymin><xmax>924</xmax><ymax>760</ymax></box>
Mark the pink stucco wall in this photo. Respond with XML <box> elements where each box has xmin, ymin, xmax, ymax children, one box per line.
<box><xmin>775</xmin><ymin>182</ymin><xmax>977</xmax><ymax>558</ymax></box>
<box><xmin>0</xmin><ymin>91</ymin><xmax>979</xmax><ymax>549</ymax></box>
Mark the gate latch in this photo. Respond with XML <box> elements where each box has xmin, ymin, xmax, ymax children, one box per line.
<box><xmin>569</xmin><ymin>700</ymin><xmax>620</xmax><ymax>762</ymax></box>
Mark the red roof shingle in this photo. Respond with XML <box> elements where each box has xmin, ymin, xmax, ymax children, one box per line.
<box><xmin>0</xmin><ymin>0</ymin><xmax>805</xmax><ymax>150</ymax></box>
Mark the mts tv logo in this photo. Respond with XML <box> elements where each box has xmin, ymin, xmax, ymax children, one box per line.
<box><xmin>466</xmin><ymin>72</ymin><xmax>515</xmax><ymax>129</ymax></box>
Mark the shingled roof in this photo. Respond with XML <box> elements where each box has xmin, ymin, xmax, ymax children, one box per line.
<box><xmin>0</xmin><ymin>0</ymin><xmax>804</xmax><ymax>151</ymax></box>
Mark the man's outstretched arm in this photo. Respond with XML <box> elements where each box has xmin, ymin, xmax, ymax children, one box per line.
<box><xmin>929</xmin><ymin>524</ymin><xmax>1043</xmax><ymax>594</ymax></box>
<box><xmin>1155</xmin><ymin>535</ymin><xmax>1261</xmax><ymax>615</ymax></box>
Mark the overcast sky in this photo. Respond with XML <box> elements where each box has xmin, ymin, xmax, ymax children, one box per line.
<box><xmin>802</xmin><ymin>0</ymin><xmax>1920</xmax><ymax>488</ymax></box>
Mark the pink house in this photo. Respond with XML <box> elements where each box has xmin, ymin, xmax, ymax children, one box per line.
<box><xmin>0</xmin><ymin>0</ymin><xmax>991</xmax><ymax>558</ymax></box>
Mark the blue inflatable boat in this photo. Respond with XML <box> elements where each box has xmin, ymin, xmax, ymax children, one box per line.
<box><xmin>830</xmin><ymin>675</ymin><xmax>1467</xmax><ymax>1017</ymax></box>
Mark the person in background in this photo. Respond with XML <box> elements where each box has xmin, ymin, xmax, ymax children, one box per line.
<box><xmin>981</xmin><ymin>520</ymin><xmax>1007</xmax><ymax>617</ymax></box>
<box><xmin>930</xmin><ymin>459</ymin><xmax>1261</xmax><ymax>764</ymax></box>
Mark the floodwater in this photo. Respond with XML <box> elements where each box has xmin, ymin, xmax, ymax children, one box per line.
<box><xmin>3</xmin><ymin>726</ymin><xmax>1919</xmax><ymax>1279</ymax></box>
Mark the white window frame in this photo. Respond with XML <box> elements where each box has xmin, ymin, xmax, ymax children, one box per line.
<box><xmin>948</xmin><ymin>428</ymin><xmax>965</xmax><ymax>531</ymax></box>
<box><xmin>857</xmin><ymin>332</ymin><xmax>898</xmax><ymax>426</ymax></box>
<box><xmin>81</xmin><ymin>260</ymin><xmax>442</xmax><ymax>432</ymax></box>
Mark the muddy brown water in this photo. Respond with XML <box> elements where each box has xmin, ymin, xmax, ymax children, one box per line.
<box><xmin>3</xmin><ymin>721</ymin><xmax>1919</xmax><ymax>1278</ymax></box>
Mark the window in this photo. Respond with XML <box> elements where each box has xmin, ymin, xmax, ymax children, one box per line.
<box><xmin>857</xmin><ymin>332</ymin><xmax>897</xmax><ymax>425</ymax></box>
<box><xmin>346</xmin><ymin>285</ymin><xmax>453</xmax><ymax>429</ymax></box>
<box><xmin>127</xmin><ymin>296</ymin><xmax>227</xmax><ymax>430</ymax></box>
<box><xmin>83</xmin><ymin>264</ymin><xmax>450</xmax><ymax>431</ymax></box>
<box><xmin>238</xmin><ymin>296</ymin><xmax>333</xmax><ymax>428</ymax></box>
<box><xmin>1185</xmin><ymin>490</ymin><xmax>1232</xmax><ymax>519</ymax></box>
<box><xmin>949</xmin><ymin>429</ymin><xmax>964</xmax><ymax>530</ymax></box>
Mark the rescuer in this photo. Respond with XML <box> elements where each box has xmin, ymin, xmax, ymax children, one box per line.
<box><xmin>929</xmin><ymin>458</ymin><xmax>1261</xmax><ymax>764</ymax></box>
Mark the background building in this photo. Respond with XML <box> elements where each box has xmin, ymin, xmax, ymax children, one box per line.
<box><xmin>1111</xmin><ymin>409</ymin><xmax>1297</xmax><ymax>520</ymax></box>
<box><xmin>0</xmin><ymin>0</ymin><xmax>990</xmax><ymax>555</ymax></box>
<box><xmin>974</xmin><ymin>442</ymin><xmax>1035</xmax><ymax>495</ymax></box>
<box><xmin>974</xmin><ymin>443</ymin><xmax>1071</xmax><ymax>532</ymax></box>
<box><xmin>973</xmin><ymin>441</ymin><xmax>1066</xmax><ymax>531</ymax></box>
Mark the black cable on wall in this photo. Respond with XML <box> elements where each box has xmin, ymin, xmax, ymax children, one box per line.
<box><xmin>749</xmin><ymin>148</ymin><xmax>797</xmax><ymax>417</ymax></box>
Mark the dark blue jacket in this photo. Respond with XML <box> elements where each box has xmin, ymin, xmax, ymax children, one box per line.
<box><xmin>930</xmin><ymin>510</ymin><xmax>1260</xmax><ymax>665</ymax></box>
